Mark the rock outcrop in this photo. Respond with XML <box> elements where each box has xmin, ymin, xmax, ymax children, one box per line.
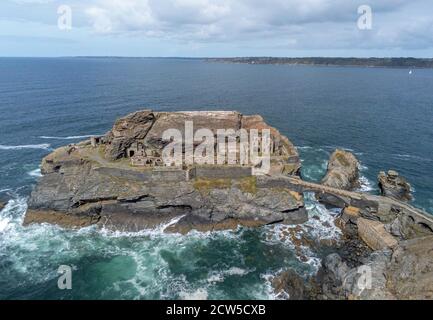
<box><xmin>317</xmin><ymin>251</ymin><xmax>396</xmax><ymax>300</ymax></box>
<box><xmin>321</xmin><ymin>149</ymin><xmax>359</xmax><ymax>190</ymax></box>
<box><xmin>317</xmin><ymin>236</ymin><xmax>433</xmax><ymax>300</ymax></box>
<box><xmin>25</xmin><ymin>173</ymin><xmax>308</xmax><ymax>233</ymax></box>
<box><xmin>378</xmin><ymin>170</ymin><xmax>412</xmax><ymax>202</ymax></box>
<box><xmin>272</xmin><ymin>269</ymin><xmax>309</xmax><ymax>300</ymax></box>
<box><xmin>386</xmin><ymin>236</ymin><xmax>433</xmax><ymax>299</ymax></box>
<box><xmin>357</xmin><ymin>218</ymin><xmax>398</xmax><ymax>250</ymax></box>
<box><xmin>0</xmin><ymin>201</ymin><xmax>5</xmax><ymax>211</ymax></box>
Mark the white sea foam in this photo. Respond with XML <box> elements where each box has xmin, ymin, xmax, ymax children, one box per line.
<box><xmin>0</xmin><ymin>191</ymin><xmax>332</xmax><ymax>299</ymax></box>
<box><xmin>392</xmin><ymin>153</ymin><xmax>433</xmax><ymax>162</ymax></box>
<box><xmin>179</xmin><ymin>288</ymin><xmax>208</xmax><ymax>300</ymax></box>
<box><xmin>207</xmin><ymin>267</ymin><xmax>250</xmax><ymax>284</ymax></box>
<box><xmin>357</xmin><ymin>176</ymin><xmax>374</xmax><ymax>192</ymax></box>
<box><xmin>296</xmin><ymin>145</ymin><xmax>326</xmax><ymax>153</ymax></box>
<box><xmin>226</xmin><ymin>267</ymin><xmax>249</xmax><ymax>276</ymax></box>
<box><xmin>296</xmin><ymin>145</ymin><xmax>313</xmax><ymax>150</ymax></box>
<box><xmin>0</xmin><ymin>198</ymin><xmax>26</xmax><ymax>232</ymax></box>
<box><xmin>0</xmin><ymin>195</ymin><xmax>244</xmax><ymax>299</ymax></box>
<box><xmin>98</xmin><ymin>215</ymin><xmax>187</xmax><ymax>239</ymax></box>
<box><xmin>28</xmin><ymin>168</ymin><xmax>42</xmax><ymax>178</ymax></box>
<box><xmin>263</xmin><ymin>192</ymin><xmax>342</xmax><ymax>273</ymax></box>
<box><xmin>261</xmin><ymin>270</ymin><xmax>299</xmax><ymax>300</ymax></box>
<box><xmin>359</xmin><ymin>163</ymin><xmax>368</xmax><ymax>171</ymax></box>
<box><xmin>304</xmin><ymin>195</ymin><xmax>342</xmax><ymax>240</ymax></box>
<box><xmin>0</xmin><ymin>144</ymin><xmax>50</xmax><ymax>150</ymax></box>
<box><xmin>323</xmin><ymin>145</ymin><xmax>355</xmax><ymax>152</ymax></box>
<box><xmin>39</xmin><ymin>135</ymin><xmax>99</xmax><ymax>140</ymax></box>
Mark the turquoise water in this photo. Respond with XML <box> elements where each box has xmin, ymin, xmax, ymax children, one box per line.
<box><xmin>1</xmin><ymin>58</ymin><xmax>432</xmax><ymax>299</ymax></box>
<box><xmin>0</xmin><ymin>196</ymin><xmax>338</xmax><ymax>299</ymax></box>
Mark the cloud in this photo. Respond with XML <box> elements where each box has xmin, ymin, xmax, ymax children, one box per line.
<box><xmin>80</xmin><ymin>0</ymin><xmax>433</xmax><ymax>50</ymax></box>
<box><xmin>2</xmin><ymin>0</ymin><xmax>433</xmax><ymax>54</ymax></box>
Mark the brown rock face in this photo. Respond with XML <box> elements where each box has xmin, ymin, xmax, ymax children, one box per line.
<box><xmin>378</xmin><ymin>170</ymin><xmax>412</xmax><ymax>202</ymax></box>
<box><xmin>272</xmin><ymin>269</ymin><xmax>308</xmax><ymax>300</ymax></box>
<box><xmin>357</xmin><ymin>218</ymin><xmax>398</xmax><ymax>250</ymax></box>
<box><xmin>386</xmin><ymin>236</ymin><xmax>433</xmax><ymax>299</ymax></box>
<box><xmin>321</xmin><ymin>149</ymin><xmax>359</xmax><ymax>190</ymax></box>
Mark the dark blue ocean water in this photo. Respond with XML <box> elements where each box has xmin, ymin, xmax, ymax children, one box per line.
<box><xmin>0</xmin><ymin>58</ymin><xmax>432</xmax><ymax>299</ymax></box>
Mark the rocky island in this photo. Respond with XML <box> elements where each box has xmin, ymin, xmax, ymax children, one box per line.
<box><xmin>25</xmin><ymin>110</ymin><xmax>305</xmax><ymax>232</ymax></box>
<box><xmin>25</xmin><ymin>109</ymin><xmax>433</xmax><ymax>300</ymax></box>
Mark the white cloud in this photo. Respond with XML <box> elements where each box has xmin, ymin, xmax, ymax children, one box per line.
<box><xmin>80</xmin><ymin>0</ymin><xmax>433</xmax><ymax>50</ymax></box>
<box><xmin>3</xmin><ymin>0</ymin><xmax>433</xmax><ymax>53</ymax></box>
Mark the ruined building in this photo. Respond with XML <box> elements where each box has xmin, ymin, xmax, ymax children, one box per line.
<box><xmin>94</xmin><ymin>110</ymin><xmax>301</xmax><ymax>175</ymax></box>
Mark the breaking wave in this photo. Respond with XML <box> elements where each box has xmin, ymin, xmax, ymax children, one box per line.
<box><xmin>260</xmin><ymin>193</ymin><xmax>343</xmax><ymax>299</ymax></box>
<box><xmin>392</xmin><ymin>153</ymin><xmax>433</xmax><ymax>162</ymax></box>
<box><xmin>39</xmin><ymin>135</ymin><xmax>98</xmax><ymax>140</ymax></box>
<box><xmin>357</xmin><ymin>176</ymin><xmax>374</xmax><ymax>192</ymax></box>
<box><xmin>28</xmin><ymin>168</ymin><xmax>42</xmax><ymax>178</ymax></box>
<box><xmin>0</xmin><ymin>197</ymin><xmax>276</xmax><ymax>299</ymax></box>
<box><xmin>356</xmin><ymin>163</ymin><xmax>375</xmax><ymax>193</ymax></box>
<box><xmin>0</xmin><ymin>189</ymin><xmax>343</xmax><ymax>300</ymax></box>
<box><xmin>263</xmin><ymin>192</ymin><xmax>342</xmax><ymax>273</ymax></box>
<box><xmin>0</xmin><ymin>144</ymin><xmax>50</xmax><ymax>150</ymax></box>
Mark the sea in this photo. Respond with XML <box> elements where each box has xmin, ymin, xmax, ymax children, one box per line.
<box><xmin>1</xmin><ymin>57</ymin><xmax>432</xmax><ymax>299</ymax></box>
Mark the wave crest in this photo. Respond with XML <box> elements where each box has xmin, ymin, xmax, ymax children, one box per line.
<box><xmin>39</xmin><ymin>135</ymin><xmax>98</xmax><ymax>140</ymax></box>
<box><xmin>0</xmin><ymin>144</ymin><xmax>50</xmax><ymax>150</ymax></box>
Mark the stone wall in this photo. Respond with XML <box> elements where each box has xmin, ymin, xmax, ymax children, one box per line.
<box><xmin>150</xmin><ymin>168</ymin><xmax>187</xmax><ymax>182</ymax></box>
<box><xmin>193</xmin><ymin>166</ymin><xmax>252</xmax><ymax>179</ymax></box>
<box><xmin>95</xmin><ymin>167</ymin><xmax>187</xmax><ymax>182</ymax></box>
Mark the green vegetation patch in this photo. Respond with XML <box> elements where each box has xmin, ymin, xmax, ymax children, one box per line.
<box><xmin>335</xmin><ymin>151</ymin><xmax>350</xmax><ymax>167</ymax></box>
<box><xmin>193</xmin><ymin>178</ymin><xmax>232</xmax><ymax>194</ymax></box>
<box><xmin>237</xmin><ymin>176</ymin><xmax>257</xmax><ymax>194</ymax></box>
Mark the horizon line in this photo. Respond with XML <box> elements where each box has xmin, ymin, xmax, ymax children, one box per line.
<box><xmin>0</xmin><ymin>56</ymin><xmax>432</xmax><ymax>59</ymax></box>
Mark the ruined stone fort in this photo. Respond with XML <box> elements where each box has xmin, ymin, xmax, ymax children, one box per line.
<box><xmin>89</xmin><ymin>110</ymin><xmax>301</xmax><ymax>179</ymax></box>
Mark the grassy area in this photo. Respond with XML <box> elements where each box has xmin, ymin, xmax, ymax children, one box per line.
<box><xmin>335</xmin><ymin>150</ymin><xmax>350</xmax><ymax>167</ymax></box>
<box><xmin>237</xmin><ymin>176</ymin><xmax>257</xmax><ymax>194</ymax></box>
<box><xmin>193</xmin><ymin>176</ymin><xmax>258</xmax><ymax>195</ymax></box>
<box><xmin>193</xmin><ymin>178</ymin><xmax>232</xmax><ymax>194</ymax></box>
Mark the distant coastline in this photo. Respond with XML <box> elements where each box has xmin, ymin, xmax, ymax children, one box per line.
<box><xmin>2</xmin><ymin>56</ymin><xmax>433</xmax><ymax>68</ymax></box>
<box><xmin>206</xmin><ymin>57</ymin><xmax>433</xmax><ymax>69</ymax></box>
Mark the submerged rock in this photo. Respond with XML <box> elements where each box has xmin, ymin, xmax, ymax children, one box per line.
<box><xmin>272</xmin><ymin>269</ymin><xmax>309</xmax><ymax>300</ymax></box>
<box><xmin>321</xmin><ymin>149</ymin><xmax>359</xmax><ymax>190</ymax></box>
<box><xmin>378</xmin><ymin>170</ymin><xmax>412</xmax><ymax>202</ymax></box>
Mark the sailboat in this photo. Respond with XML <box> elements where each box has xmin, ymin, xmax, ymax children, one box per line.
<box><xmin>409</xmin><ymin>69</ymin><xmax>413</xmax><ymax>75</ymax></box>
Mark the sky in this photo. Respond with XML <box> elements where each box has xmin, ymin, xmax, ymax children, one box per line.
<box><xmin>0</xmin><ymin>0</ymin><xmax>432</xmax><ymax>57</ymax></box>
